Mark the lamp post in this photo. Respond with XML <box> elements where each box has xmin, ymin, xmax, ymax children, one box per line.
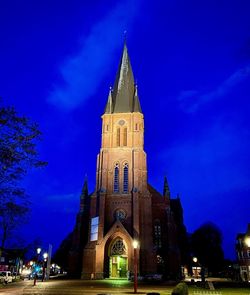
<box><xmin>193</xmin><ymin>257</ymin><xmax>198</xmax><ymax>279</ymax></box>
<box><xmin>42</xmin><ymin>252</ymin><xmax>48</xmax><ymax>282</ymax></box>
<box><xmin>245</xmin><ymin>236</ymin><xmax>250</xmax><ymax>247</ymax></box>
<box><xmin>133</xmin><ymin>240</ymin><xmax>138</xmax><ymax>294</ymax></box>
<box><xmin>245</xmin><ymin>236</ymin><xmax>250</xmax><ymax>281</ymax></box>
<box><xmin>34</xmin><ymin>247</ymin><xmax>41</xmax><ymax>286</ymax></box>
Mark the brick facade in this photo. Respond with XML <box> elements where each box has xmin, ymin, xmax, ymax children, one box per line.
<box><xmin>69</xmin><ymin>44</ymin><xmax>186</xmax><ymax>279</ymax></box>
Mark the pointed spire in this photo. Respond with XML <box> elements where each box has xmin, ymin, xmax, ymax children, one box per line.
<box><xmin>104</xmin><ymin>43</ymin><xmax>142</xmax><ymax>114</ymax></box>
<box><xmin>80</xmin><ymin>176</ymin><xmax>88</xmax><ymax>213</ymax></box>
<box><xmin>82</xmin><ymin>174</ymin><xmax>88</xmax><ymax>193</ymax></box>
<box><xmin>163</xmin><ymin>176</ymin><xmax>170</xmax><ymax>199</ymax></box>
<box><xmin>133</xmin><ymin>84</ymin><xmax>142</xmax><ymax>113</ymax></box>
<box><xmin>104</xmin><ymin>87</ymin><xmax>113</xmax><ymax>114</ymax></box>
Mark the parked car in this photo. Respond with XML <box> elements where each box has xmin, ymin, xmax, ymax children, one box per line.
<box><xmin>0</xmin><ymin>271</ymin><xmax>13</xmax><ymax>284</ymax></box>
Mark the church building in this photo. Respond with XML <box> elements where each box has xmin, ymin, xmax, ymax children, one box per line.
<box><xmin>69</xmin><ymin>43</ymin><xmax>187</xmax><ymax>279</ymax></box>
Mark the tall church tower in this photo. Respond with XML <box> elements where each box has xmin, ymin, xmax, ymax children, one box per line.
<box><xmin>81</xmin><ymin>43</ymin><xmax>183</xmax><ymax>279</ymax></box>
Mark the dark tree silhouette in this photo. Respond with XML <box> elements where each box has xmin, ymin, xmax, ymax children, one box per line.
<box><xmin>191</xmin><ymin>222</ymin><xmax>224</xmax><ymax>275</ymax></box>
<box><xmin>53</xmin><ymin>232</ymin><xmax>73</xmax><ymax>271</ymax></box>
<box><xmin>0</xmin><ymin>103</ymin><xmax>47</xmax><ymax>252</ymax></box>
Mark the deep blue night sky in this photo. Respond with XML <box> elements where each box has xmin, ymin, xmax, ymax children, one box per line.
<box><xmin>0</xmin><ymin>0</ymin><xmax>250</xmax><ymax>259</ymax></box>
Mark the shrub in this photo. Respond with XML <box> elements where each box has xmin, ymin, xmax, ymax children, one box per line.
<box><xmin>171</xmin><ymin>282</ymin><xmax>188</xmax><ymax>295</ymax></box>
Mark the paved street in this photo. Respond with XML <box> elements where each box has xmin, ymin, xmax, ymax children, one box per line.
<box><xmin>1</xmin><ymin>279</ymin><xmax>250</xmax><ymax>295</ymax></box>
<box><xmin>0</xmin><ymin>279</ymin><xmax>172</xmax><ymax>295</ymax></box>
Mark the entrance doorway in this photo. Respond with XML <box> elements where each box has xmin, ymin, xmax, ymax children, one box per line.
<box><xmin>109</xmin><ymin>238</ymin><xmax>128</xmax><ymax>278</ymax></box>
<box><xmin>110</xmin><ymin>256</ymin><xmax>128</xmax><ymax>278</ymax></box>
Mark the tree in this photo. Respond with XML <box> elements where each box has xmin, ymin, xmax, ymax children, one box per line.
<box><xmin>0</xmin><ymin>103</ymin><xmax>47</xmax><ymax>252</ymax></box>
<box><xmin>191</xmin><ymin>222</ymin><xmax>224</xmax><ymax>275</ymax></box>
<box><xmin>53</xmin><ymin>232</ymin><xmax>73</xmax><ymax>271</ymax></box>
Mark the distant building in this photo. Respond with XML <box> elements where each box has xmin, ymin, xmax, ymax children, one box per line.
<box><xmin>69</xmin><ymin>43</ymin><xmax>187</xmax><ymax>279</ymax></box>
<box><xmin>0</xmin><ymin>249</ymin><xmax>23</xmax><ymax>274</ymax></box>
<box><xmin>236</xmin><ymin>223</ymin><xmax>250</xmax><ymax>281</ymax></box>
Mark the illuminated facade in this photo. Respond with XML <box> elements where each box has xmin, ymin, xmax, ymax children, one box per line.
<box><xmin>236</xmin><ymin>224</ymin><xmax>250</xmax><ymax>282</ymax></box>
<box><xmin>70</xmin><ymin>44</ymin><xmax>187</xmax><ymax>279</ymax></box>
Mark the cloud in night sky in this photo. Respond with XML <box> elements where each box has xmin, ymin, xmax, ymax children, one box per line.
<box><xmin>47</xmin><ymin>0</ymin><xmax>139</xmax><ymax>111</ymax></box>
<box><xmin>178</xmin><ymin>65</ymin><xmax>250</xmax><ymax>112</ymax></box>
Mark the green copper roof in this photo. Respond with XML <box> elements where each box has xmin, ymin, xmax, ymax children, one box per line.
<box><xmin>104</xmin><ymin>44</ymin><xmax>142</xmax><ymax>114</ymax></box>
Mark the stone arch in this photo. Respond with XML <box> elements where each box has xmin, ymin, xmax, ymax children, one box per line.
<box><xmin>103</xmin><ymin>225</ymin><xmax>133</xmax><ymax>278</ymax></box>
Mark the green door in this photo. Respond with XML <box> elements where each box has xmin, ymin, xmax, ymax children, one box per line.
<box><xmin>119</xmin><ymin>257</ymin><xmax>127</xmax><ymax>278</ymax></box>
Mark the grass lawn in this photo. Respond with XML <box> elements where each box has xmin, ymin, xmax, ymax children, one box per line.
<box><xmin>140</xmin><ymin>285</ymin><xmax>250</xmax><ymax>295</ymax></box>
<box><xmin>188</xmin><ymin>286</ymin><xmax>250</xmax><ymax>294</ymax></box>
<box><xmin>160</xmin><ymin>286</ymin><xmax>250</xmax><ymax>295</ymax></box>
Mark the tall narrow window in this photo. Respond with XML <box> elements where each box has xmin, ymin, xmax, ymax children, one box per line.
<box><xmin>123</xmin><ymin>128</ymin><xmax>127</xmax><ymax>146</ymax></box>
<box><xmin>123</xmin><ymin>163</ymin><xmax>129</xmax><ymax>193</ymax></box>
<box><xmin>114</xmin><ymin>163</ymin><xmax>119</xmax><ymax>193</ymax></box>
<box><xmin>154</xmin><ymin>220</ymin><xmax>162</xmax><ymax>248</ymax></box>
<box><xmin>117</xmin><ymin>128</ymin><xmax>120</xmax><ymax>146</ymax></box>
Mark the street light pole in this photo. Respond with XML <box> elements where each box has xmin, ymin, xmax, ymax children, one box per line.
<box><xmin>193</xmin><ymin>257</ymin><xmax>198</xmax><ymax>279</ymax></box>
<box><xmin>133</xmin><ymin>240</ymin><xmax>138</xmax><ymax>294</ymax></box>
<box><xmin>42</xmin><ymin>252</ymin><xmax>48</xmax><ymax>282</ymax></box>
<box><xmin>34</xmin><ymin>247</ymin><xmax>41</xmax><ymax>286</ymax></box>
<box><xmin>245</xmin><ymin>236</ymin><xmax>250</xmax><ymax>281</ymax></box>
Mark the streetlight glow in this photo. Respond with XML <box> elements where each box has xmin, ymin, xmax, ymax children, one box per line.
<box><xmin>43</xmin><ymin>252</ymin><xmax>48</xmax><ymax>259</ymax></box>
<box><xmin>193</xmin><ymin>257</ymin><xmax>198</xmax><ymax>263</ymax></box>
<box><xmin>133</xmin><ymin>240</ymin><xmax>138</xmax><ymax>249</ymax></box>
<box><xmin>245</xmin><ymin>236</ymin><xmax>250</xmax><ymax>247</ymax></box>
<box><xmin>37</xmin><ymin>247</ymin><xmax>42</xmax><ymax>254</ymax></box>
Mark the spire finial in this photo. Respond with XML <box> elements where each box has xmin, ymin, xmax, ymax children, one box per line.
<box><xmin>82</xmin><ymin>175</ymin><xmax>88</xmax><ymax>194</ymax></box>
<box><xmin>123</xmin><ymin>30</ymin><xmax>127</xmax><ymax>44</ymax></box>
<box><xmin>163</xmin><ymin>176</ymin><xmax>170</xmax><ymax>199</ymax></box>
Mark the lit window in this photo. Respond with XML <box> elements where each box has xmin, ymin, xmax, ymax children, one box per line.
<box><xmin>90</xmin><ymin>217</ymin><xmax>99</xmax><ymax>241</ymax></box>
<box><xmin>123</xmin><ymin>163</ymin><xmax>129</xmax><ymax>193</ymax></box>
<box><xmin>117</xmin><ymin>128</ymin><xmax>120</xmax><ymax>146</ymax></box>
<box><xmin>154</xmin><ymin>220</ymin><xmax>162</xmax><ymax>248</ymax></box>
<box><xmin>114</xmin><ymin>163</ymin><xmax>119</xmax><ymax>193</ymax></box>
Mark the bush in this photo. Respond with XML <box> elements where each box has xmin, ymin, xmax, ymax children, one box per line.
<box><xmin>171</xmin><ymin>282</ymin><xmax>188</xmax><ymax>295</ymax></box>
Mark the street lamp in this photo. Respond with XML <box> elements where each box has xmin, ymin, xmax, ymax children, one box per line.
<box><xmin>34</xmin><ymin>247</ymin><xmax>42</xmax><ymax>286</ymax></box>
<box><xmin>193</xmin><ymin>257</ymin><xmax>198</xmax><ymax>279</ymax></box>
<box><xmin>133</xmin><ymin>240</ymin><xmax>138</xmax><ymax>294</ymax></box>
<box><xmin>42</xmin><ymin>252</ymin><xmax>48</xmax><ymax>282</ymax></box>
<box><xmin>245</xmin><ymin>236</ymin><xmax>250</xmax><ymax>247</ymax></box>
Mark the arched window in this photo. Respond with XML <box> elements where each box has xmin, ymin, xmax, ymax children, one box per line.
<box><xmin>111</xmin><ymin>239</ymin><xmax>126</xmax><ymax>256</ymax></box>
<box><xmin>154</xmin><ymin>220</ymin><xmax>162</xmax><ymax>249</ymax></box>
<box><xmin>123</xmin><ymin>128</ymin><xmax>127</xmax><ymax>146</ymax></box>
<box><xmin>123</xmin><ymin>163</ymin><xmax>129</xmax><ymax>193</ymax></box>
<box><xmin>117</xmin><ymin>128</ymin><xmax>120</xmax><ymax>146</ymax></box>
<box><xmin>114</xmin><ymin>163</ymin><xmax>119</xmax><ymax>193</ymax></box>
